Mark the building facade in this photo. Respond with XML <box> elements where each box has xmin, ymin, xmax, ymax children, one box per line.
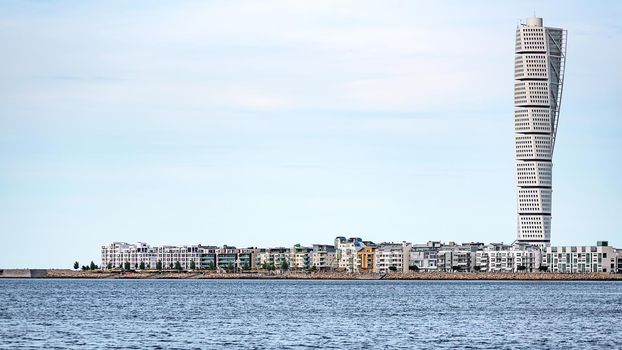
<box><xmin>542</xmin><ymin>241</ymin><xmax>616</xmax><ymax>273</ymax></box>
<box><xmin>310</xmin><ymin>244</ymin><xmax>336</xmax><ymax>271</ymax></box>
<box><xmin>374</xmin><ymin>242</ymin><xmax>410</xmax><ymax>273</ymax></box>
<box><xmin>514</xmin><ymin>16</ymin><xmax>567</xmax><ymax>247</ymax></box>
<box><xmin>475</xmin><ymin>243</ymin><xmax>542</xmax><ymax>272</ymax></box>
<box><xmin>409</xmin><ymin>241</ymin><xmax>441</xmax><ymax>272</ymax></box>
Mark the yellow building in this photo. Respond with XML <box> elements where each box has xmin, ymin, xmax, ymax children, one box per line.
<box><xmin>357</xmin><ymin>247</ymin><xmax>376</xmax><ymax>273</ymax></box>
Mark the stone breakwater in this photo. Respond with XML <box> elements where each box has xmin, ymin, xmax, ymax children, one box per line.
<box><xmin>34</xmin><ymin>270</ymin><xmax>622</xmax><ymax>280</ymax></box>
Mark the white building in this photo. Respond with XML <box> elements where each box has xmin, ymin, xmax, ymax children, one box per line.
<box><xmin>475</xmin><ymin>243</ymin><xmax>542</xmax><ymax>272</ymax></box>
<box><xmin>334</xmin><ymin>237</ymin><xmax>367</xmax><ymax>272</ymax></box>
<box><xmin>101</xmin><ymin>242</ymin><xmax>156</xmax><ymax>269</ymax></box>
<box><xmin>409</xmin><ymin>241</ymin><xmax>441</xmax><ymax>272</ymax></box>
<box><xmin>542</xmin><ymin>241</ymin><xmax>617</xmax><ymax>273</ymax></box>
<box><xmin>514</xmin><ymin>16</ymin><xmax>567</xmax><ymax>247</ymax></box>
<box><xmin>375</xmin><ymin>242</ymin><xmax>411</xmax><ymax>273</ymax></box>
<box><xmin>155</xmin><ymin>245</ymin><xmax>202</xmax><ymax>270</ymax></box>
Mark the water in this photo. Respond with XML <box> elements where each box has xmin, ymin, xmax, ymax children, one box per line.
<box><xmin>1</xmin><ymin>279</ymin><xmax>621</xmax><ymax>349</ymax></box>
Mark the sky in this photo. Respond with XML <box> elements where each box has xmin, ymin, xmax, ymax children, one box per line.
<box><xmin>0</xmin><ymin>1</ymin><xmax>620</xmax><ymax>268</ymax></box>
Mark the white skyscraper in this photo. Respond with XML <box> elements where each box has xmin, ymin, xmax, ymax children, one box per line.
<box><xmin>514</xmin><ymin>17</ymin><xmax>567</xmax><ymax>247</ymax></box>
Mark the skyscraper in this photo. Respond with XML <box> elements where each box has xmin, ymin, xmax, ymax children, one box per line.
<box><xmin>514</xmin><ymin>16</ymin><xmax>567</xmax><ymax>247</ymax></box>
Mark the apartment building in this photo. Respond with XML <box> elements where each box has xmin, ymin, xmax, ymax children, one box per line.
<box><xmin>475</xmin><ymin>243</ymin><xmax>541</xmax><ymax>272</ymax></box>
<box><xmin>101</xmin><ymin>242</ymin><xmax>156</xmax><ymax>269</ymax></box>
<box><xmin>310</xmin><ymin>244</ymin><xmax>335</xmax><ymax>271</ymax></box>
<box><xmin>542</xmin><ymin>241</ymin><xmax>617</xmax><ymax>273</ymax></box>
<box><xmin>335</xmin><ymin>237</ymin><xmax>368</xmax><ymax>272</ymax></box>
<box><xmin>374</xmin><ymin>242</ymin><xmax>411</xmax><ymax>273</ymax></box>
<box><xmin>436</xmin><ymin>242</ymin><xmax>483</xmax><ymax>272</ymax></box>
<box><xmin>290</xmin><ymin>245</ymin><xmax>313</xmax><ymax>270</ymax></box>
<box><xmin>409</xmin><ymin>241</ymin><xmax>441</xmax><ymax>272</ymax></box>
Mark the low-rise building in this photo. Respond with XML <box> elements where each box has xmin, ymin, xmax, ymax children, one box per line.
<box><xmin>101</xmin><ymin>242</ymin><xmax>156</xmax><ymax>269</ymax></box>
<box><xmin>357</xmin><ymin>246</ymin><xmax>376</xmax><ymax>273</ymax></box>
<box><xmin>335</xmin><ymin>237</ymin><xmax>368</xmax><ymax>272</ymax></box>
<box><xmin>437</xmin><ymin>242</ymin><xmax>483</xmax><ymax>272</ymax></box>
<box><xmin>542</xmin><ymin>241</ymin><xmax>617</xmax><ymax>273</ymax></box>
<box><xmin>375</xmin><ymin>242</ymin><xmax>411</xmax><ymax>273</ymax></box>
<box><xmin>409</xmin><ymin>241</ymin><xmax>441</xmax><ymax>272</ymax></box>
<box><xmin>310</xmin><ymin>244</ymin><xmax>335</xmax><ymax>271</ymax></box>
<box><xmin>475</xmin><ymin>243</ymin><xmax>541</xmax><ymax>272</ymax></box>
<box><xmin>290</xmin><ymin>245</ymin><xmax>313</xmax><ymax>270</ymax></box>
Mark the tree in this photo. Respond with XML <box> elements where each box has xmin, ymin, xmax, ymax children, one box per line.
<box><xmin>73</xmin><ymin>261</ymin><xmax>79</xmax><ymax>270</ymax></box>
<box><xmin>190</xmin><ymin>260</ymin><xmax>196</xmax><ymax>270</ymax></box>
<box><xmin>517</xmin><ymin>265</ymin><xmax>527</xmax><ymax>272</ymax></box>
<box><xmin>310</xmin><ymin>265</ymin><xmax>317</xmax><ymax>272</ymax></box>
<box><xmin>241</xmin><ymin>262</ymin><xmax>250</xmax><ymax>271</ymax></box>
<box><xmin>538</xmin><ymin>266</ymin><xmax>548</xmax><ymax>272</ymax></box>
<box><xmin>169</xmin><ymin>263</ymin><xmax>174</xmax><ymax>270</ymax></box>
<box><xmin>139</xmin><ymin>262</ymin><xmax>145</xmax><ymax>270</ymax></box>
<box><xmin>261</xmin><ymin>262</ymin><xmax>268</xmax><ymax>270</ymax></box>
<box><xmin>207</xmin><ymin>260</ymin><xmax>215</xmax><ymax>270</ymax></box>
<box><xmin>107</xmin><ymin>262</ymin><xmax>112</xmax><ymax>270</ymax></box>
<box><xmin>174</xmin><ymin>261</ymin><xmax>182</xmax><ymax>272</ymax></box>
<box><xmin>280</xmin><ymin>260</ymin><xmax>289</xmax><ymax>271</ymax></box>
<box><xmin>81</xmin><ymin>265</ymin><xmax>89</xmax><ymax>271</ymax></box>
<box><xmin>90</xmin><ymin>261</ymin><xmax>97</xmax><ymax>270</ymax></box>
<box><xmin>451</xmin><ymin>266</ymin><xmax>462</xmax><ymax>272</ymax></box>
<box><xmin>156</xmin><ymin>260</ymin><xmax>163</xmax><ymax>271</ymax></box>
<box><xmin>124</xmin><ymin>261</ymin><xmax>131</xmax><ymax>271</ymax></box>
<box><xmin>409</xmin><ymin>265</ymin><xmax>420</xmax><ymax>272</ymax></box>
<box><xmin>226</xmin><ymin>261</ymin><xmax>234</xmax><ymax>272</ymax></box>
<box><xmin>473</xmin><ymin>266</ymin><xmax>482</xmax><ymax>272</ymax></box>
<box><xmin>388</xmin><ymin>266</ymin><xmax>397</xmax><ymax>272</ymax></box>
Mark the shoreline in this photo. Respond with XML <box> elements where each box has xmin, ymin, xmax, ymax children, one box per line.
<box><xmin>2</xmin><ymin>269</ymin><xmax>622</xmax><ymax>281</ymax></box>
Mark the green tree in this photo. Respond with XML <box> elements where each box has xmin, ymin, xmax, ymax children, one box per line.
<box><xmin>169</xmin><ymin>262</ymin><xmax>174</xmax><ymax>270</ymax></box>
<box><xmin>242</xmin><ymin>262</ymin><xmax>250</xmax><ymax>271</ymax></box>
<box><xmin>156</xmin><ymin>260</ymin><xmax>163</xmax><ymax>271</ymax></box>
<box><xmin>106</xmin><ymin>262</ymin><xmax>112</xmax><ymax>270</ymax></box>
<box><xmin>174</xmin><ymin>261</ymin><xmax>182</xmax><ymax>272</ymax></box>
<box><xmin>268</xmin><ymin>263</ymin><xmax>276</xmax><ymax>271</ymax></box>
<box><xmin>261</xmin><ymin>262</ymin><xmax>268</xmax><ymax>270</ymax></box>
<box><xmin>81</xmin><ymin>265</ymin><xmax>89</xmax><ymax>271</ymax></box>
<box><xmin>226</xmin><ymin>261</ymin><xmax>234</xmax><ymax>272</ymax></box>
<box><xmin>139</xmin><ymin>262</ymin><xmax>145</xmax><ymax>270</ymax></box>
<box><xmin>451</xmin><ymin>266</ymin><xmax>462</xmax><ymax>272</ymax></box>
<box><xmin>124</xmin><ymin>261</ymin><xmax>131</xmax><ymax>271</ymax></box>
<box><xmin>90</xmin><ymin>261</ymin><xmax>97</xmax><ymax>270</ymax></box>
<box><xmin>73</xmin><ymin>261</ymin><xmax>79</xmax><ymax>270</ymax></box>
<box><xmin>190</xmin><ymin>260</ymin><xmax>196</xmax><ymax>270</ymax></box>
<box><xmin>388</xmin><ymin>266</ymin><xmax>397</xmax><ymax>272</ymax></box>
<box><xmin>280</xmin><ymin>260</ymin><xmax>289</xmax><ymax>271</ymax></box>
<box><xmin>207</xmin><ymin>260</ymin><xmax>215</xmax><ymax>270</ymax></box>
<box><xmin>409</xmin><ymin>265</ymin><xmax>419</xmax><ymax>272</ymax></box>
<box><xmin>517</xmin><ymin>265</ymin><xmax>527</xmax><ymax>272</ymax></box>
<box><xmin>310</xmin><ymin>265</ymin><xmax>317</xmax><ymax>272</ymax></box>
<box><xmin>473</xmin><ymin>266</ymin><xmax>481</xmax><ymax>272</ymax></box>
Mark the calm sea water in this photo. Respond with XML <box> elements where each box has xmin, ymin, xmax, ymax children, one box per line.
<box><xmin>1</xmin><ymin>279</ymin><xmax>621</xmax><ymax>349</ymax></box>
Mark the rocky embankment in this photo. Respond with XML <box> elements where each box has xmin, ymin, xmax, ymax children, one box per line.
<box><xmin>39</xmin><ymin>269</ymin><xmax>622</xmax><ymax>280</ymax></box>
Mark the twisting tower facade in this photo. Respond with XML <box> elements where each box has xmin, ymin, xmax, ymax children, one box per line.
<box><xmin>514</xmin><ymin>16</ymin><xmax>567</xmax><ymax>247</ymax></box>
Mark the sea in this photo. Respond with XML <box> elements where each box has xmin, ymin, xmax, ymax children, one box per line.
<box><xmin>1</xmin><ymin>279</ymin><xmax>621</xmax><ymax>349</ymax></box>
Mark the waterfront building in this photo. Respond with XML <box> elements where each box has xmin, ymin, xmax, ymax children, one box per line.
<box><xmin>409</xmin><ymin>241</ymin><xmax>441</xmax><ymax>271</ymax></box>
<box><xmin>374</xmin><ymin>242</ymin><xmax>411</xmax><ymax>273</ymax></box>
<box><xmin>289</xmin><ymin>245</ymin><xmax>313</xmax><ymax>270</ymax></box>
<box><xmin>155</xmin><ymin>245</ymin><xmax>202</xmax><ymax>270</ymax></box>
<box><xmin>201</xmin><ymin>246</ymin><xmax>256</xmax><ymax>271</ymax></box>
<box><xmin>514</xmin><ymin>16</ymin><xmax>567</xmax><ymax>247</ymax></box>
<box><xmin>542</xmin><ymin>241</ymin><xmax>617</xmax><ymax>273</ymax></box>
<box><xmin>310</xmin><ymin>244</ymin><xmax>336</xmax><ymax>271</ymax></box>
<box><xmin>256</xmin><ymin>247</ymin><xmax>289</xmax><ymax>269</ymax></box>
<box><xmin>335</xmin><ymin>237</ymin><xmax>368</xmax><ymax>272</ymax></box>
<box><xmin>436</xmin><ymin>242</ymin><xmax>483</xmax><ymax>272</ymax></box>
<box><xmin>475</xmin><ymin>243</ymin><xmax>541</xmax><ymax>272</ymax></box>
<box><xmin>617</xmin><ymin>249</ymin><xmax>622</xmax><ymax>273</ymax></box>
<box><xmin>101</xmin><ymin>242</ymin><xmax>156</xmax><ymax>269</ymax></box>
<box><xmin>356</xmin><ymin>246</ymin><xmax>376</xmax><ymax>273</ymax></box>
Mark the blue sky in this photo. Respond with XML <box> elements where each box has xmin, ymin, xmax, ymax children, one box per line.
<box><xmin>0</xmin><ymin>1</ymin><xmax>620</xmax><ymax>268</ymax></box>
